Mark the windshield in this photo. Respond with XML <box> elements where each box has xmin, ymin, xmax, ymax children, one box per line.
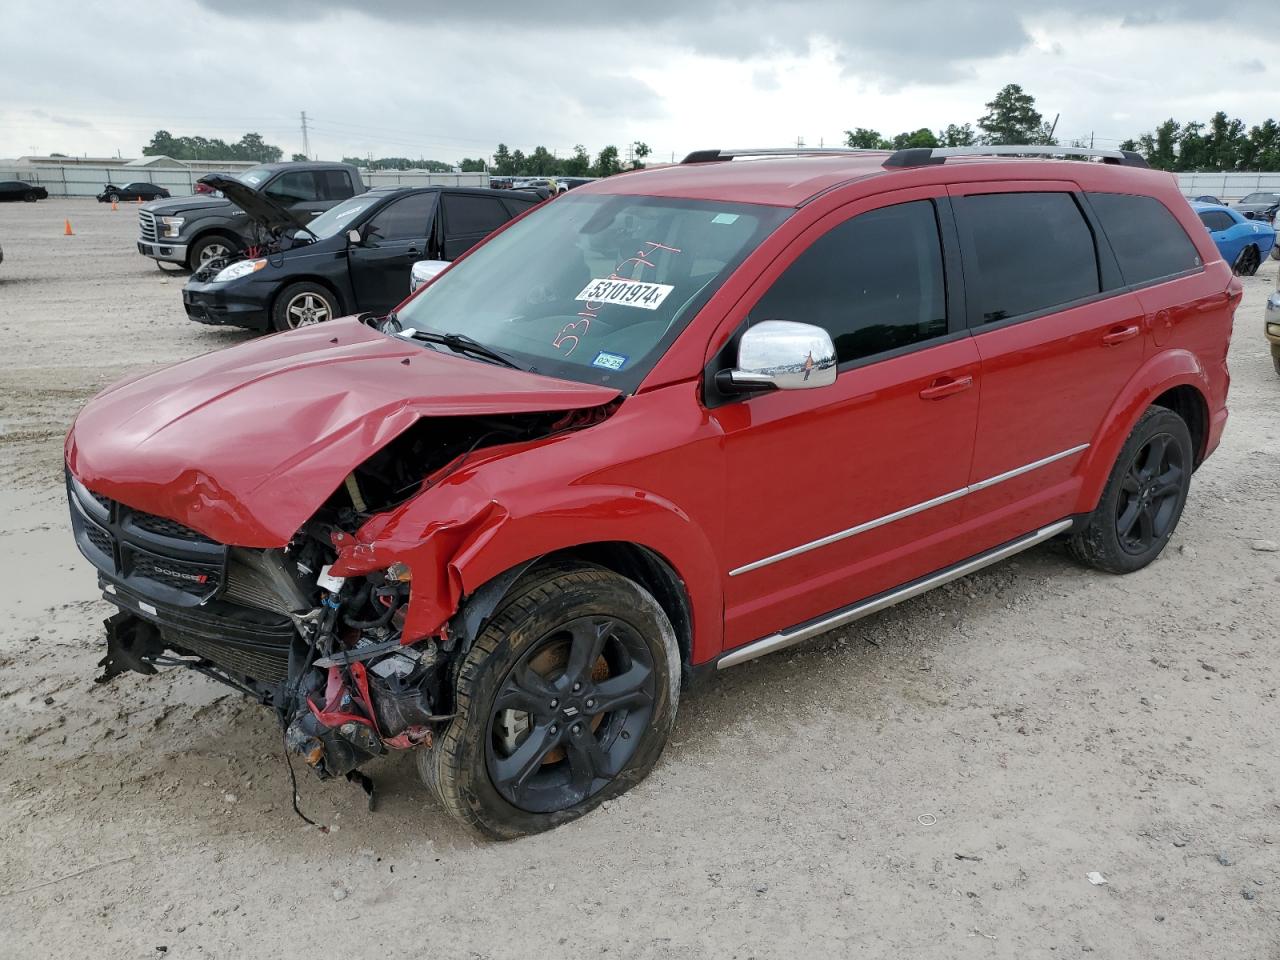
<box><xmin>238</xmin><ymin>166</ymin><xmax>272</xmax><ymax>187</ymax></box>
<box><xmin>305</xmin><ymin>194</ymin><xmax>385</xmax><ymax>239</ymax></box>
<box><xmin>394</xmin><ymin>193</ymin><xmax>789</xmax><ymax>390</ymax></box>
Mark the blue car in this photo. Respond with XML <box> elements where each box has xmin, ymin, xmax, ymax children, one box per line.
<box><xmin>1191</xmin><ymin>201</ymin><xmax>1276</xmax><ymax>276</ymax></box>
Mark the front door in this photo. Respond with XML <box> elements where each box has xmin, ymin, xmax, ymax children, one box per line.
<box><xmin>441</xmin><ymin>193</ymin><xmax>513</xmax><ymax>260</ymax></box>
<box><xmin>348</xmin><ymin>192</ymin><xmax>438</xmax><ymax>314</ymax></box>
<box><xmin>712</xmin><ymin>190</ymin><xmax>981</xmax><ymax>651</ymax></box>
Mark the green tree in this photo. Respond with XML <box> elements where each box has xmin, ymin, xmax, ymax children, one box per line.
<box><xmin>527</xmin><ymin>146</ymin><xmax>559</xmax><ymax>175</ymax></box>
<box><xmin>630</xmin><ymin>141</ymin><xmax>651</xmax><ymax>169</ymax></box>
<box><xmin>492</xmin><ymin>143</ymin><xmax>516</xmax><ymax>176</ymax></box>
<box><xmin>938</xmin><ymin>123</ymin><xmax>977</xmax><ymax>147</ymax></box>
<box><xmin>562</xmin><ymin>144</ymin><xmax>591</xmax><ymax>177</ymax></box>
<box><xmin>291</xmin><ymin>152</ymin><xmax>308</xmax><ymax>162</ymax></box>
<box><xmin>510</xmin><ymin>149</ymin><xmax>528</xmax><ymax>175</ymax></box>
<box><xmin>593</xmin><ymin>145</ymin><xmax>622</xmax><ymax>177</ymax></box>
<box><xmin>977</xmin><ymin>84</ymin><xmax>1048</xmax><ymax>145</ymax></box>
<box><xmin>458</xmin><ymin>157</ymin><xmax>487</xmax><ymax>172</ymax></box>
<box><xmin>844</xmin><ymin>127</ymin><xmax>888</xmax><ymax>149</ymax></box>
<box><xmin>889</xmin><ymin>128</ymin><xmax>940</xmax><ymax>150</ymax></box>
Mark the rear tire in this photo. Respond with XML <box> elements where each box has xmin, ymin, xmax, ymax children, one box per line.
<box><xmin>1068</xmin><ymin>406</ymin><xmax>1193</xmax><ymax>574</ymax></box>
<box><xmin>271</xmin><ymin>281</ymin><xmax>338</xmax><ymax>331</ymax></box>
<box><xmin>420</xmin><ymin>564</ymin><xmax>680</xmax><ymax>839</ymax></box>
<box><xmin>1271</xmin><ymin>344</ymin><xmax>1280</xmax><ymax>377</ymax></box>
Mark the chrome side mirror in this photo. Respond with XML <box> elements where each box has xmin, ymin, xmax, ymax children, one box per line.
<box><xmin>347</xmin><ymin>228</ymin><xmax>362</xmax><ymax>245</ymax></box>
<box><xmin>410</xmin><ymin>259</ymin><xmax>451</xmax><ymax>292</ymax></box>
<box><xmin>722</xmin><ymin>320</ymin><xmax>837</xmax><ymax>392</ymax></box>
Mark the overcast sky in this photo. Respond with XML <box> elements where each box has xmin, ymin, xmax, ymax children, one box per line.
<box><xmin>2</xmin><ymin>1</ymin><xmax>1275</xmax><ymax>164</ymax></box>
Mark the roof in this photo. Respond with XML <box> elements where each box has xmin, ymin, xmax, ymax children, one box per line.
<box><xmin>583</xmin><ymin>151</ymin><xmax>1173</xmax><ymax>208</ymax></box>
<box><xmin>585</xmin><ymin>154</ymin><xmax>892</xmax><ymax>207</ymax></box>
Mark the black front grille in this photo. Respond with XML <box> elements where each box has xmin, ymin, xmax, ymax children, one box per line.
<box><xmin>129</xmin><ymin>510</ymin><xmax>214</xmax><ymax>544</ymax></box>
<box><xmin>67</xmin><ymin>472</ymin><xmax>226</xmax><ymax>607</ymax></box>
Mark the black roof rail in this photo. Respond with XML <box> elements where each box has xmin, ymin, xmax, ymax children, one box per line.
<box><xmin>681</xmin><ymin>147</ymin><xmax>886</xmax><ymax>164</ymax></box>
<box><xmin>884</xmin><ymin>145</ymin><xmax>1149</xmax><ymax>169</ymax></box>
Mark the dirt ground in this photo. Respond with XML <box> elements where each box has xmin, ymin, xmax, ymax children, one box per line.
<box><xmin>0</xmin><ymin>198</ymin><xmax>1277</xmax><ymax>959</ymax></box>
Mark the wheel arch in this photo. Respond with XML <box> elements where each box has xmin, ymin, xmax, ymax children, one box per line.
<box><xmin>1076</xmin><ymin>349</ymin><xmax>1211</xmax><ymax>514</ymax></box>
<box><xmin>186</xmin><ymin>228</ymin><xmax>243</xmax><ymax>266</ymax></box>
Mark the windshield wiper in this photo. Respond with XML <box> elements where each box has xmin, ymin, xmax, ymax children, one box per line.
<box><xmin>402</xmin><ymin>326</ymin><xmax>523</xmax><ymax>370</ymax></box>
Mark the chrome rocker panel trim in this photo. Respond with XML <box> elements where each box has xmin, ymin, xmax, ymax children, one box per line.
<box><xmin>718</xmin><ymin>518</ymin><xmax>1074</xmax><ymax>670</ymax></box>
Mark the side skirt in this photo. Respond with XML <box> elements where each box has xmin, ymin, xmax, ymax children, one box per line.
<box><xmin>716</xmin><ymin>518</ymin><xmax>1074</xmax><ymax>670</ymax></box>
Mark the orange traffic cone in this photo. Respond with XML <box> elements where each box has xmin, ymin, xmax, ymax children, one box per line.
<box><xmin>111</xmin><ymin>199</ymin><xmax>118</xmax><ymax>211</ymax></box>
<box><xmin>64</xmin><ymin>219</ymin><xmax>74</xmax><ymax>236</ymax></box>
<box><xmin>135</xmin><ymin>195</ymin><xmax>142</xmax><ymax>204</ymax></box>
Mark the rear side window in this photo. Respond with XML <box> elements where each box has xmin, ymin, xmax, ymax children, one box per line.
<box><xmin>365</xmin><ymin>193</ymin><xmax>437</xmax><ymax>242</ymax></box>
<box><xmin>954</xmin><ymin>192</ymin><xmax>1100</xmax><ymax>324</ymax></box>
<box><xmin>320</xmin><ymin>170</ymin><xmax>355</xmax><ymax>201</ymax></box>
<box><xmin>748</xmin><ymin>199</ymin><xmax>948</xmax><ymax>365</ymax></box>
<box><xmin>442</xmin><ymin>194</ymin><xmax>510</xmax><ymax>236</ymax></box>
<box><xmin>264</xmin><ymin>171</ymin><xmax>322</xmax><ymax>203</ymax></box>
<box><xmin>502</xmin><ymin>196</ymin><xmax>540</xmax><ymax>217</ymax></box>
<box><xmin>1197</xmin><ymin>209</ymin><xmax>1235</xmax><ymax>232</ymax></box>
<box><xmin>1087</xmin><ymin>193</ymin><xmax>1202</xmax><ymax>286</ymax></box>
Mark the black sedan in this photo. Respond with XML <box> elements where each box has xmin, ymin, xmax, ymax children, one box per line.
<box><xmin>97</xmin><ymin>182</ymin><xmax>171</xmax><ymax>203</ymax></box>
<box><xmin>182</xmin><ymin>177</ymin><xmax>543</xmax><ymax>332</ymax></box>
<box><xmin>0</xmin><ymin>180</ymin><xmax>49</xmax><ymax>202</ymax></box>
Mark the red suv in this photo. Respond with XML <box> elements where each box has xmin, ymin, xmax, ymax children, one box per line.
<box><xmin>66</xmin><ymin>145</ymin><xmax>1236</xmax><ymax>838</ymax></box>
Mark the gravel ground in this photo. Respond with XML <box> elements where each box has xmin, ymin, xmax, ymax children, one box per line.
<box><xmin>1</xmin><ymin>198</ymin><xmax>1277</xmax><ymax>959</ymax></box>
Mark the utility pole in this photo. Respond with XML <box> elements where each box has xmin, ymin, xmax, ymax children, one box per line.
<box><xmin>796</xmin><ymin>136</ymin><xmax>805</xmax><ymax>148</ymax></box>
<box><xmin>300</xmin><ymin>111</ymin><xmax>311</xmax><ymax>159</ymax></box>
<box><xmin>1048</xmin><ymin>113</ymin><xmax>1060</xmax><ymax>142</ymax></box>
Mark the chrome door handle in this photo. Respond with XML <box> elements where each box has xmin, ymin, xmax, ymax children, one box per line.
<box><xmin>919</xmin><ymin>375</ymin><xmax>974</xmax><ymax>400</ymax></box>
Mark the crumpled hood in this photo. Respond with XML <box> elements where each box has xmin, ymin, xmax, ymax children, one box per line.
<box><xmin>66</xmin><ymin>319</ymin><xmax>620</xmax><ymax>547</ymax></box>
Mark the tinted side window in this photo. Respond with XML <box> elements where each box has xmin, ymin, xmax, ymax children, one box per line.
<box><xmin>955</xmin><ymin>192</ymin><xmax>1099</xmax><ymax>324</ymax></box>
<box><xmin>1197</xmin><ymin>210</ymin><xmax>1235</xmax><ymax>232</ymax></box>
<box><xmin>748</xmin><ymin>200</ymin><xmax>948</xmax><ymax>365</ymax></box>
<box><xmin>502</xmin><ymin>196</ymin><xmax>539</xmax><ymax>216</ymax></box>
<box><xmin>442</xmin><ymin>195</ymin><xmax>510</xmax><ymax>236</ymax></box>
<box><xmin>320</xmin><ymin>170</ymin><xmax>355</xmax><ymax>201</ymax></box>
<box><xmin>364</xmin><ymin>193</ymin><xmax>437</xmax><ymax>242</ymax></box>
<box><xmin>264</xmin><ymin>171</ymin><xmax>321</xmax><ymax>203</ymax></box>
<box><xmin>1087</xmin><ymin>192</ymin><xmax>1202</xmax><ymax>286</ymax></box>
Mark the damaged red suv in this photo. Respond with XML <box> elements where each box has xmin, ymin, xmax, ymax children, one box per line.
<box><xmin>66</xmin><ymin>145</ymin><xmax>1235</xmax><ymax>838</ymax></box>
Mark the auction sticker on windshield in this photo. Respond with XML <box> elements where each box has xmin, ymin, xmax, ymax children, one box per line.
<box><xmin>575</xmin><ymin>277</ymin><xmax>674</xmax><ymax>311</ymax></box>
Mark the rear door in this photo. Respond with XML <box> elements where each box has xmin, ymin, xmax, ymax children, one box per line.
<box><xmin>950</xmin><ymin>182</ymin><xmax>1146</xmax><ymax>547</ymax></box>
<box><xmin>713</xmin><ymin>189</ymin><xmax>982</xmax><ymax>650</ymax></box>
<box><xmin>348</xmin><ymin>192</ymin><xmax>438</xmax><ymax>313</ymax></box>
<box><xmin>441</xmin><ymin>193</ymin><xmax>512</xmax><ymax>259</ymax></box>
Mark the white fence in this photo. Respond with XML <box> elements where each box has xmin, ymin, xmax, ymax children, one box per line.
<box><xmin>3</xmin><ymin>161</ymin><xmax>1276</xmax><ymax>201</ymax></box>
<box><xmin>1175</xmin><ymin>172</ymin><xmax>1280</xmax><ymax>201</ymax></box>
<box><xmin>0</xmin><ymin>164</ymin><xmax>491</xmax><ymax>198</ymax></box>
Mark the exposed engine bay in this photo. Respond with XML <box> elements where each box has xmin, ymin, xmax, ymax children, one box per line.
<box><xmin>70</xmin><ymin>403</ymin><xmax>617</xmax><ymax>809</ymax></box>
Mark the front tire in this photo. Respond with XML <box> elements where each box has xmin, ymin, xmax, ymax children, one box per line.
<box><xmin>1271</xmin><ymin>344</ymin><xmax>1280</xmax><ymax>377</ymax></box>
<box><xmin>1069</xmin><ymin>406</ymin><xmax>1193</xmax><ymax>574</ymax></box>
<box><xmin>187</xmin><ymin>234</ymin><xmax>238</xmax><ymax>272</ymax></box>
<box><xmin>271</xmin><ymin>281</ymin><xmax>338</xmax><ymax>331</ymax></box>
<box><xmin>421</xmin><ymin>564</ymin><xmax>680</xmax><ymax>839</ymax></box>
<box><xmin>23</xmin><ymin>191</ymin><xmax>37</xmax><ymax>203</ymax></box>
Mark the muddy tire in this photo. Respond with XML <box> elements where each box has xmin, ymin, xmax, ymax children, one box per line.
<box><xmin>1068</xmin><ymin>406</ymin><xmax>1193</xmax><ymax>574</ymax></box>
<box><xmin>420</xmin><ymin>564</ymin><xmax>680</xmax><ymax>839</ymax></box>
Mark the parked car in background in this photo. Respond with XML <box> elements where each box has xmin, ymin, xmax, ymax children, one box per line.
<box><xmin>67</xmin><ymin>144</ymin><xmax>1236</xmax><ymax>838</ymax></box>
<box><xmin>182</xmin><ymin>179</ymin><xmax>542</xmax><ymax>330</ymax></box>
<box><xmin>98</xmin><ymin>182</ymin><xmax>170</xmax><ymax>203</ymax></box>
<box><xmin>1192</xmin><ymin>195</ymin><xmax>1225</xmax><ymax>205</ymax></box>
<box><xmin>1192</xmin><ymin>202</ymin><xmax>1276</xmax><ymax>276</ymax></box>
<box><xmin>0</xmin><ymin>180</ymin><xmax>48</xmax><ymax>202</ymax></box>
<box><xmin>136</xmin><ymin>161</ymin><xmax>365</xmax><ymax>271</ymax></box>
<box><xmin>194</xmin><ymin>174</ymin><xmax>233</xmax><ymax>196</ymax></box>
<box><xmin>1266</xmin><ymin>267</ymin><xmax>1280</xmax><ymax>375</ymax></box>
<box><xmin>1234</xmin><ymin>191</ymin><xmax>1280</xmax><ymax>221</ymax></box>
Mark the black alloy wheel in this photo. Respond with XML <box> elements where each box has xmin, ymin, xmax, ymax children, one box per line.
<box><xmin>420</xmin><ymin>564</ymin><xmax>680</xmax><ymax>839</ymax></box>
<box><xmin>1114</xmin><ymin>432</ymin><xmax>1185</xmax><ymax>555</ymax></box>
<box><xmin>1069</xmin><ymin>405</ymin><xmax>1193</xmax><ymax>574</ymax></box>
<box><xmin>486</xmin><ymin>614</ymin><xmax>657</xmax><ymax>813</ymax></box>
<box><xmin>1233</xmin><ymin>245</ymin><xmax>1260</xmax><ymax>277</ymax></box>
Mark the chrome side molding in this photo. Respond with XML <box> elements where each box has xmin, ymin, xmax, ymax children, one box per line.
<box><xmin>717</xmin><ymin>518</ymin><xmax>1074</xmax><ymax>670</ymax></box>
<box><xmin>729</xmin><ymin>443</ymin><xmax>1088</xmax><ymax>577</ymax></box>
